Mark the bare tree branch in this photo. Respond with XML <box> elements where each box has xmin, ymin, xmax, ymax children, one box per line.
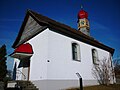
<box><xmin>92</xmin><ymin>57</ymin><xmax>115</xmax><ymax>85</ymax></box>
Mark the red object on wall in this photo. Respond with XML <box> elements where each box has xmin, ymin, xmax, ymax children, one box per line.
<box><xmin>14</xmin><ymin>43</ymin><xmax>33</xmax><ymax>54</ymax></box>
<box><xmin>78</xmin><ymin>10</ymin><xmax>88</xmax><ymax>19</ymax></box>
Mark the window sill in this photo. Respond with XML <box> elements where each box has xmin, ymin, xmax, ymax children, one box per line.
<box><xmin>73</xmin><ymin>59</ymin><xmax>81</xmax><ymax>62</ymax></box>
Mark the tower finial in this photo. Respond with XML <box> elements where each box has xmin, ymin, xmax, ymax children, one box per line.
<box><xmin>81</xmin><ymin>4</ymin><xmax>83</xmax><ymax>9</ymax></box>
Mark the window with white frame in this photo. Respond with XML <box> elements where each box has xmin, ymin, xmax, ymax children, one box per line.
<box><xmin>92</xmin><ymin>49</ymin><xmax>99</xmax><ymax>65</ymax></box>
<box><xmin>72</xmin><ymin>43</ymin><xmax>80</xmax><ymax>61</ymax></box>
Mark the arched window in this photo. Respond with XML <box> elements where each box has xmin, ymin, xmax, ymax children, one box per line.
<box><xmin>72</xmin><ymin>43</ymin><xmax>80</xmax><ymax>61</ymax></box>
<box><xmin>92</xmin><ymin>49</ymin><xmax>99</xmax><ymax>64</ymax></box>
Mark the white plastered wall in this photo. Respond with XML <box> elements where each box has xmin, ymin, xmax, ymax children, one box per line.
<box><xmin>28</xmin><ymin>28</ymin><xmax>49</xmax><ymax>80</ymax></box>
<box><xmin>47</xmin><ymin>30</ymin><xmax>110</xmax><ymax>80</ymax></box>
<box><xmin>27</xmin><ymin>28</ymin><xmax>110</xmax><ymax>81</ymax></box>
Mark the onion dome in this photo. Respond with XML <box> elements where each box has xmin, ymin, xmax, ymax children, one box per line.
<box><xmin>14</xmin><ymin>43</ymin><xmax>33</xmax><ymax>54</ymax></box>
<box><xmin>78</xmin><ymin>10</ymin><xmax>88</xmax><ymax>19</ymax></box>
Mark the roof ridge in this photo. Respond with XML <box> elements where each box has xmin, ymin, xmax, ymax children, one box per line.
<box><xmin>28</xmin><ymin>10</ymin><xmax>94</xmax><ymax>39</ymax></box>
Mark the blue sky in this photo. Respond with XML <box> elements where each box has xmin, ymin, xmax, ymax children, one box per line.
<box><xmin>0</xmin><ymin>0</ymin><xmax>120</xmax><ymax>70</ymax></box>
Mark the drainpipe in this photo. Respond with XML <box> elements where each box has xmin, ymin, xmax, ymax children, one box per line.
<box><xmin>76</xmin><ymin>73</ymin><xmax>83</xmax><ymax>90</ymax></box>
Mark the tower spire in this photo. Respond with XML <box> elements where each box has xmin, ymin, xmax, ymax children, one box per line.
<box><xmin>80</xmin><ymin>4</ymin><xmax>83</xmax><ymax>9</ymax></box>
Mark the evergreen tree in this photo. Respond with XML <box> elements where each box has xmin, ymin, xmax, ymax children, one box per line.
<box><xmin>0</xmin><ymin>45</ymin><xmax>7</xmax><ymax>81</ymax></box>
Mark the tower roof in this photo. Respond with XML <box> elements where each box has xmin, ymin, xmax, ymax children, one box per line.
<box><xmin>78</xmin><ymin>10</ymin><xmax>88</xmax><ymax>19</ymax></box>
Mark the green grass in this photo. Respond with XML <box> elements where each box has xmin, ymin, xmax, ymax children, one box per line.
<box><xmin>66</xmin><ymin>84</ymin><xmax>120</xmax><ymax>90</ymax></box>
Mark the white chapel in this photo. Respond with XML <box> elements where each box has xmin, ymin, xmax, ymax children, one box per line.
<box><xmin>10</xmin><ymin>8</ymin><xmax>115</xmax><ymax>90</ymax></box>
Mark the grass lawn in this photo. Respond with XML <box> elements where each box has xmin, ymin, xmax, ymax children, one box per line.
<box><xmin>66</xmin><ymin>84</ymin><xmax>120</xmax><ymax>90</ymax></box>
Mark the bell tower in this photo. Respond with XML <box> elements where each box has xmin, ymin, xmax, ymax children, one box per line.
<box><xmin>77</xmin><ymin>6</ymin><xmax>90</xmax><ymax>36</ymax></box>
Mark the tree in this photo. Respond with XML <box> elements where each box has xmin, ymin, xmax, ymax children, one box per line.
<box><xmin>92</xmin><ymin>57</ymin><xmax>115</xmax><ymax>85</ymax></box>
<box><xmin>0</xmin><ymin>45</ymin><xmax>7</xmax><ymax>81</ymax></box>
<box><xmin>113</xmin><ymin>57</ymin><xmax>120</xmax><ymax>76</ymax></box>
<box><xmin>113</xmin><ymin>57</ymin><xmax>120</xmax><ymax>83</ymax></box>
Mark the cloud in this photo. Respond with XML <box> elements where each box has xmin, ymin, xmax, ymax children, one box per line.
<box><xmin>90</xmin><ymin>20</ymin><xmax>110</xmax><ymax>32</ymax></box>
